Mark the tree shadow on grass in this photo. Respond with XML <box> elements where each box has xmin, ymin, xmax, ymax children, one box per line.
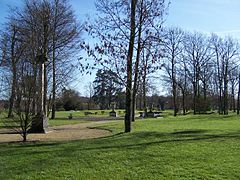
<box><xmin>1</xmin><ymin>129</ymin><xmax>240</xmax><ymax>155</ymax></box>
<box><xmin>72</xmin><ymin>129</ymin><xmax>240</xmax><ymax>151</ymax></box>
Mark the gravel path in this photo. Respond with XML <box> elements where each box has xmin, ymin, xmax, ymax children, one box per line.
<box><xmin>0</xmin><ymin>121</ymin><xmax>113</xmax><ymax>143</ymax></box>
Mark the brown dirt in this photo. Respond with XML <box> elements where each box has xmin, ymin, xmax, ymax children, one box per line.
<box><xmin>0</xmin><ymin>121</ymin><xmax>113</xmax><ymax>143</ymax></box>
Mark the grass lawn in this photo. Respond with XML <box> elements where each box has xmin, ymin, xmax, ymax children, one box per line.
<box><xmin>0</xmin><ymin>112</ymin><xmax>88</xmax><ymax>128</ymax></box>
<box><xmin>48</xmin><ymin>118</ymin><xmax>88</xmax><ymax>126</ymax></box>
<box><xmin>1</xmin><ymin>113</ymin><xmax>240</xmax><ymax>179</ymax></box>
<box><xmin>0</xmin><ymin>116</ymin><xmax>87</xmax><ymax>128</ymax></box>
<box><xmin>56</xmin><ymin>109</ymin><xmax>126</xmax><ymax>118</ymax></box>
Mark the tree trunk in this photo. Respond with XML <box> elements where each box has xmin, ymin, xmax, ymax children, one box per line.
<box><xmin>182</xmin><ymin>91</ymin><xmax>186</xmax><ymax>115</ymax></box>
<box><xmin>23</xmin><ymin>132</ymin><xmax>27</xmax><ymax>142</ymax></box>
<box><xmin>172</xmin><ymin>56</ymin><xmax>177</xmax><ymax>116</ymax></box>
<box><xmin>8</xmin><ymin>27</ymin><xmax>17</xmax><ymax>118</ymax></box>
<box><xmin>237</xmin><ymin>74</ymin><xmax>240</xmax><ymax>115</ymax></box>
<box><xmin>8</xmin><ymin>65</ymin><xmax>17</xmax><ymax>118</ymax></box>
<box><xmin>193</xmin><ymin>82</ymin><xmax>197</xmax><ymax>115</ymax></box>
<box><xmin>203</xmin><ymin>80</ymin><xmax>207</xmax><ymax>113</ymax></box>
<box><xmin>143</xmin><ymin>63</ymin><xmax>147</xmax><ymax>116</ymax></box>
<box><xmin>131</xmin><ymin>0</ymin><xmax>143</xmax><ymax>122</ymax></box>
<box><xmin>223</xmin><ymin>70</ymin><xmax>228</xmax><ymax>115</ymax></box>
<box><xmin>231</xmin><ymin>82</ymin><xmax>236</xmax><ymax>112</ymax></box>
<box><xmin>51</xmin><ymin>35</ymin><xmax>56</xmax><ymax>119</ymax></box>
<box><xmin>219</xmin><ymin>85</ymin><xmax>223</xmax><ymax>114</ymax></box>
<box><xmin>125</xmin><ymin>0</ymin><xmax>137</xmax><ymax>133</ymax></box>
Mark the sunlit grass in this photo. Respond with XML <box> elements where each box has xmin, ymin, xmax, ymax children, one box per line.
<box><xmin>1</xmin><ymin>112</ymin><xmax>240</xmax><ymax>179</ymax></box>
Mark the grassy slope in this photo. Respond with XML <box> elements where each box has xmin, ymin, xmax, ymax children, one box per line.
<box><xmin>1</xmin><ymin>113</ymin><xmax>240</xmax><ymax>179</ymax></box>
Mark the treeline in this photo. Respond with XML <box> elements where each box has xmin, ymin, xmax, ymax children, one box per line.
<box><xmin>161</xmin><ymin>28</ymin><xmax>239</xmax><ymax>116</ymax></box>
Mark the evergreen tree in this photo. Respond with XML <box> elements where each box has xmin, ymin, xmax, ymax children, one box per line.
<box><xmin>93</xmin><ymin>69</ymin><xmax>123</xmax><ymax>109</ymax></box>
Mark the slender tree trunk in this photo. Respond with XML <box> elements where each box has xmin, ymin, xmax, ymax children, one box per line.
<box><xmin>203</xmin><ymin>80</ymin><xmax>207</xmax><ymax>113</ymax></box>
<box><xmin>23</xmin><ymin>134</ymin><xmax>27</xmax><ymax>142</ymax></box>
<box><xmin>31</xmin><ymin>62</ymin><xmax>37</xmax><ymax>115</ymax></box>
<box><xmin>51</xmin><ymin>0</ymin><xmax>59</xmax><ymax>118</ymax></box>
<box><xmin>8</xmin><ymin>27</ymin><xmax>17</xmax><ymax>118</ymax></box>
<box><xmin>237</xmin><ymin>74</ymin><xmax>240</xmax><ymax>115</ymax></box>
<box><xmin>193</xmin><ymin>82</ymin><xmax>197</xmax><ymax>115</ymax></box>
<box><xmin>231</xmin><ymin>82</ymin><xmax>236</xmax><ymax>112</ymax></box>
<box><xmin>43</xmin><ymin>18</ymin><xmax>49</xmax><ymax>116</ymax></box>
<box><xmin>132</xmin><ymin>0</ymin><xmax>143</xmax><ymax>122</ymax></box>
<box><xmin>139</xmin><ymin>87</ymin><xmax>142</xmax><ymax>110</ymax></box>
<box><xmin>43</xmin><ymin>63</ymin><xmax>48</xmax><ymax>115</ymax></box>
<box><xmin>142</xmin><ymin>49</ymin><xmax>148</xmax><ymax>117</ymax></box>
<box><xmin>172</xmin><ymin>56</ymin><xmax>177</xmax><ymax>116</ymax></box>
<box><xmin>51</xmin><ymin>34</ymin><xmax>56</xmax><ymax>119</ymax></box>
<box><xmin>143</xmin><ymin>79</ymin><xmax>147</xmax><ymax>115</ymax></box>
<box><xmin>223</xmin><ymin>67</ymin><xmax>228</xmax><ymax>115</ymax></box>
<box><xmin>8</xmin><ymin>65</ymin><xmax>17</xmax><ymax>118</ymax></box>
<box><xmin>219</xmin><ymin>84</ymin><xmax>223</xmax><ymax>114</ymax></box>
<box><xmin>182</xmin><ymin>91</ymin><xmax>186</xmax><ymax>115</ymax></box>
<box><xmin>125</xmin><ymin>0</ymin><xmax>137</xmax><ymax>133</ymax></box>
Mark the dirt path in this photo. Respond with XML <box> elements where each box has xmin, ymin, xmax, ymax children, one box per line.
<box><xmin>0</xmin><ymin>121</ymin><xmax>113</xmax><ymax>143</ymax></box>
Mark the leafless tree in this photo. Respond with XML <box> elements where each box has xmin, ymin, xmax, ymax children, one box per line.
<box><xmin>162</xmin><ymin>27</ymin><xmax>184</xmax><ymax>116</ymax></box>
<box><xmin>211</xmin><ymin>34</ymin><xmax>238</xmax><ymax>114</ymax></box>
<box><xmin>183</xmin><ymin>32</ymin><xmax>212</xmax><ymax>114</ymax></box>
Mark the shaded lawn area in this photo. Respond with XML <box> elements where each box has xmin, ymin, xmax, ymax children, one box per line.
<box><xmin>1</xmin><ymin>114</ymin><xmax>240</xmax><ymax>179</ymax></box>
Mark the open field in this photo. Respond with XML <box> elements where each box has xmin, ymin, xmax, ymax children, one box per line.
<box><xmin>1</xmin><ymin>112</ymin><xmax>240</xmax><ymax>179</ymax></box>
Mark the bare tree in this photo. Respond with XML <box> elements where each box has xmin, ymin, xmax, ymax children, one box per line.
<box><xmin>0</xmin><ymin>20</ymin><xmax>26</xmax><ymax>118</ymax></box>
<box><xmin>183</xmin><ymin>32</ymin><xmax>212</xmax><ymax>114</ymax></box>
<box><xmin>162</xmin><ymin>27</ymin><xmax>184</xmax><ymax>116</ymax></box>
<box><xmin>3</xmin><ymin>59</ymin><xmax>36</xmax><ymax>142</ymax></box>
<box><xmin>211</xmin><ymin>34</ymin><xmax>238</xmax><ymax>114</ymax></box>
<box><xmin>3</xmin><ymin>0</ymin><xmax>81</xmax><ymax>119</ymax></box>
<box><xmin>131</xmin><ymin>0</ymin><xmax>168</xmax><ymax>121</ymax></box>
<box><xmin>229</xmin><ymin>65</ymin><xmax>238</xmax><ymax>112</ymax></box>
<box><xmin>84</xmin><ymin>82</ymin><xmax>94</xmax><ymax>110</ymax></box>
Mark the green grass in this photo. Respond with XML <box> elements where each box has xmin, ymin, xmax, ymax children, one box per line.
<box><xmin>48</xmin><ymin>118</ymin><xmax>88</xmax><ymax>126</ymax></box>
<box><xmin>1</xmin><ymin>113</ymin><xmax>240</xmax><ymax>179</ymax></box>
<box><xmin>56</xmin><ymin>109</ymin><xmax>126</xmax><ymax>118</ymax></box>
<box><xmin>0</xmin><ymin>116</ymin><xmax>87</xmax><ymax>128</ymax></box>
<box><xmin>0</xmin><ymin>109</ymin><xmax>126</xmax><ymax>128</ymax></box>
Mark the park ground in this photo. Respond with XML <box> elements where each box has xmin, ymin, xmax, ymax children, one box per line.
<box><xmin>1</xmin><ymin>111</ymin><xmax>240</xmax><ymax>179</ymax></box>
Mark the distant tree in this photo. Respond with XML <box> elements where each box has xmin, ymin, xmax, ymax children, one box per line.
<box><xmin>115</xmin><ymin>91</ymin><xmax>126</xmax><ymax>109</ymax></box>
<box><xmin>84</xmin><ymin>82</ymin><xmax>94</xmax><ymax>110</ymax></box>
<box><xmin>93</xmin><ymin>69</ymin><xmax>123</xmax><ymax>109</ymax></box>
<box><xmin>177</xmin><ymin>56</ymin><xmax>191</xmax><ymax>115</ymax></box>
<box><xmin>228</xmin><ymin>65</ymin><xmax>238</xmax><ymax>112</ymax></box>
<box><xmin>211</xmin><ymin>34</ymin><xmax>238</xmax><ymax>114</ymax></box>
<box><xmin>61</xmin><ymin>88</ymin><xmax>81</xmax><ymax>111</ymax></box>
<box><xmin>183</xmin><ymin>32</ymin><xmax>212</xmax><ymax>114</ymax></box>
<box><xmin>162</xmin><ymin>27</ymin><xmax>184</xmax><ymax>116</ymax></box>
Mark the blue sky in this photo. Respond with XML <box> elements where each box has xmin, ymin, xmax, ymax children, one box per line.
<box><xmin>1</xmin><ymin>0</ymin><xmax>240</xmax><ymax>38</ymax></box>
<box><xmin>167</xmin><ymin>0</ymin><xmax>240</xmax><ymax>38</ymax></box>
<box><xmin>1</xmin><ymin>0</ymin><xmax>240</xmax><ymax>94</ymax></box>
